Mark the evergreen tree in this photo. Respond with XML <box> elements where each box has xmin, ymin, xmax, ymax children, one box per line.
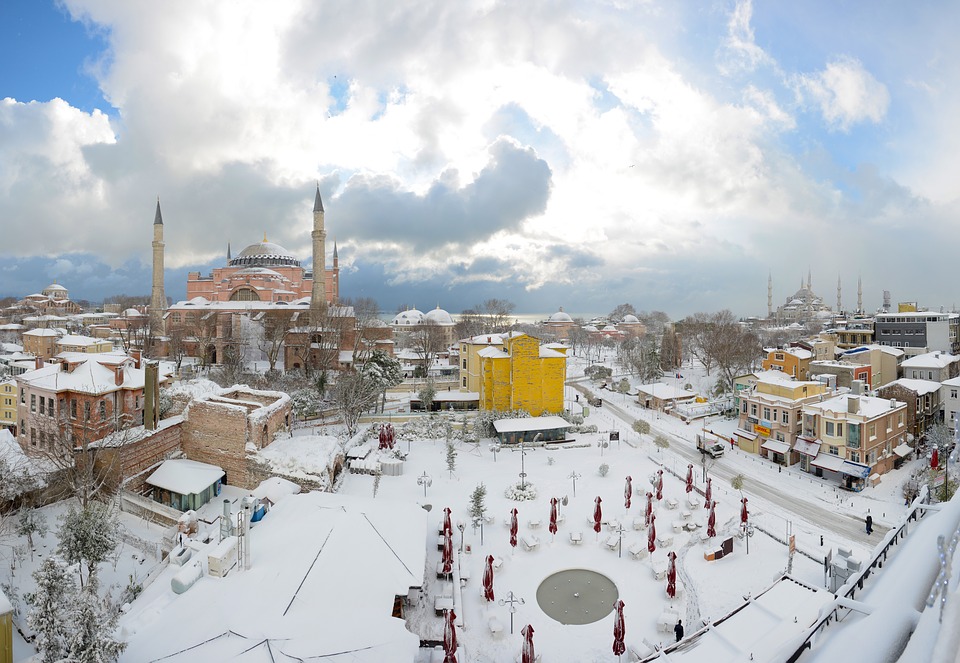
<box><xmin>469</xmin><ymin>483</ymin><xmax>487</xmax><ymax>529</ymax></box>
<box><xmin>66</xmin><ymin>575</ymin><xmax>127</xmax><ymax>663</ymax></box>
<box><xmin>17</xmin><ymin>507</ymin><xmax>48</xmax><ymax>560</ymax></box>
<box><xmin>445</xmin><ymin>438</ymin><xmax>458</xmax><ymax>478</ymax></box>
<box><xmin>57</xmin><ymin>501</ymin><xmax>121</xmax><ymax>588</ymax></box>
<box><xmin>26</xmin><ymin>558</ymin><xmax>73</xmax><ymax>663</ymax></box>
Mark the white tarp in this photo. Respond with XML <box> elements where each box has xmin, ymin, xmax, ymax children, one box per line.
<box><xmin>147</xmin><ymin>459</ymin><xmax>224</xmax><ymax>495</ymax></box>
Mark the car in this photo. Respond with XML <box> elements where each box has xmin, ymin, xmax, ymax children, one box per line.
<box><xmin>704</xmin><ymin>443</ymin><xmax>725</xmax><ymax>458</ymax></box>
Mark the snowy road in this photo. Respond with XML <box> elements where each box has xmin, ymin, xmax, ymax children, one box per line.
<box><xmin>572</xmin><ymin>383</ymin><xmax>884</xmax><ymax>548</ymax></box>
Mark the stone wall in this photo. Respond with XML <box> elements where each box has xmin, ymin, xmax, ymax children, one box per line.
<box><xmin>181</xmin><ymin>400</ymin><xmax>251</xmax><ymax>487</ymax></box>
<box><xmin>117</xmin><ymin>420</ymin><xmax>184</xmax><ymax>493</ymax></box>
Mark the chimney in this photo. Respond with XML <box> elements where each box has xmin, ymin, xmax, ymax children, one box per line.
<box><xmin>890</xmin><ymin>398</ymin><xmax>896</xmax><ymax>409</ymax></box>
<box><xmin>115</xmin><ymin>365</ymin><xmax>124</xmax><ymax>386</ymax></box>
<box><xmin>35</xmin><ymin>356</ymin><xmax>42</xmax><ymax>370</ymax></box>
<box><xmin>847</xmin><ymin>395</ymin><xmax>860</xmax><ymax>414</ymax></box>
<box><xmin>131</xmin><ymin>348</ymin><xmax>142</xmax><ymax>369</ymax></box>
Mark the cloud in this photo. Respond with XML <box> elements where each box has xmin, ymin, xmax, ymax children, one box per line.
<box><xmin>718</xmin><ymin>0</ymin><xmax>774</xmax><ymax>75</ymax></box>
<box><xmin>795</xmin><ymin>56</ymin><xmax>890</xmax><ymax>131</ymax></box>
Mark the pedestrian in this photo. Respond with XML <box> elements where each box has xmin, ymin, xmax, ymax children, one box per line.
<box><xmin>674</xmin><ymin>619</ymin><xmax>684</xmax><ymax>642</ymax></box>
<box><xmin>865</xmin><ymin>514</ymin><xmax>873</xmax><ymax>535</ymax></box>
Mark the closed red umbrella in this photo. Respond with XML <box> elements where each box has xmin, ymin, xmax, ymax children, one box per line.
<box><xmin>482</xmin><ymin>555</ymin><xmax>495</xmax><ymax>602</ymax></box>
<box><xmin>387</xmin><ymin>423</ymin><xmax>395</xmax><ymax>449</ymax></box>
<box><xmin>741</xmin><ymin>497</ymin><xmax>749</xmax><ymax>526</ymax></box>
<box><xmin>443</xmin><ymin>507</ymin><xmax>453</xmax><ymax>536</ymax></box>
<box><xmin>441</xmin><ymin>528</ymin><xmax>453</xmax><ymax>575</ymax></box>
<box><xmin>521</xmin><ymin>624</ymin><xmax>536</xmax><ymax>663</ymax></box>
<box><xmin>647</xmin><ymin>513</ymin><xmax>657</xmax><ymax>553</ymax></box>
<box><xmin>666</xmin><ymin>551</ymin><xmax>677</xmax><ymax>598</ymax></box>
<box><xmin>624</xmin><ymin>476</ymin><xmax>633</xmax><ymax>510</ymax></box>
<box><xmin>612</xmin><ymin>599</ymin><xmax>626</xmax><ymax>656</ymax></box>
<box><xmin>510</xmin><ymin>508</ymin><xmax>519</xmax><ymax>550</ymax></box>
<box><xmin>378</xmin><ymin>424</ymin><xmax>387</xmax><ymax>450</ymax></box>
<box><xmin>645</xmin><ymin>492</ymin><xmax>653</xmax><ymax>528</ymax></box>
<box><xmin>685</xmin><ymin>464</ymin><xmax>694</xmax><ymax>493</ymax></box>
<box><xmin>593</xmin><ymin>496</ymin><xmax>603</xmax><ymax>535</ymax></box>
<box><xmin>707</xmin><ymin>500</ymin><xmax>717</xmax><ymax>538</ymax></box>
<box><xmin>549</xmin><ymin>498</ymin><xmax>558</xmax><ymax>538</ymax></box>
<box><xmin>704</xmin><ymin>477</ymin><xmax>712</xmax><ymax>509</ymax></box>
<box><xmin>656</xmin><ymin>469</ymin><xmax>663</xmax><ymax>501</ymax></box>
<box><xmin>932</xmin><ymin>447</ymin><xmax>939</xmax><ymax>469</ymax></box>
<box><xmin>443</xmin><ymin>608</ymin><xmax>458</xmax><ymax>663</ymax></box>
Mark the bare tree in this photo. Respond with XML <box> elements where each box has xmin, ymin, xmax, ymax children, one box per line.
<box><xmin>411</xmin><ymin>320</ymin><xmax>448</xmax><ymax>377</ymax></box>
<box><xmin>454</xmin><ymin>308</ymin><xmax>485</xmax><ymax>340</ymax></box>
<box><xmin>608</xmin><ymin>303</ymin><xmax>637</xmax><ymax>322</ymax></box>
<box><xmin>258</xmin><ymin>311</ymin><xmax>295</xmax><ymax>374</ymax></box>
<box><xmin>482</xmin><ymin>299</ymin><xmax>516</xmax><ymax>332</ymax></box>
<box><xmin>686</xmin><ymin>310</ymin><xmax>761</xmax><ymax>394</ymax></box>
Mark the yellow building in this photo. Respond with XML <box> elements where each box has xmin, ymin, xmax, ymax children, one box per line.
<box><xmin>737</xmin><ymin>371</ymin><xmax>829</xmax><ymax>461</ymax></box>
<box><xmin>460</xmin><ymin>332</ymin><xmax>567</xmax><ymax>415</ymax></box>
<box><xmin>761</xmin><ymin>346</ymin><xmax>813</xmax><ymax>379</ymax></box>
<box><xmin>0</xmin><ymin>379</ymin><xmax>15</xmax><ymax>434</ymax></box>
<box><xmin>56</xmin><ymin>335</ymin><xmax>115</xmax><ymax>354</ymax></box>
<box><xmin>21</xmin><ymin>328</ymin><xmax>60</xmax><ymax>361</ymax></box>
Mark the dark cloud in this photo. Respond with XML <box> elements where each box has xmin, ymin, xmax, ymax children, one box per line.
<box><xmin>335</xmin><ymin>139</ymin><xmax>552</xmax><ymax>252</ymax></box>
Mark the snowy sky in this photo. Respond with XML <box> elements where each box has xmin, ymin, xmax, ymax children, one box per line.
<box><xmin>2</xmin><ymin>0</ymin><xmax>959</xmax><ymax>316</ymax></box>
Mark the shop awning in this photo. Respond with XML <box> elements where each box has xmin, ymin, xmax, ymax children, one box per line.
<box><xmin>811</xmin><ymin>453</ymin><xmax>845</xmax><ymax>473</ymax></box>
<box><xmin>734</xmin><ymin>428</ymin><xmax>757</xmax><ymax>440</ymax></box>
<box><xmin>760</xmin><ymin>439</ymin><xmax>791</xmax><ymax>455</ymax></box>
<box><xmin>794</xmin><ymin>437</ymin><xmax>821</xmax><ymax>457</ymax></box>
<box><xmin>840</xmin><ymin>461</ymin><xmax>871</xmax><ymax>479</ymax></box>
<box><xmin>893</xmin><ymin>443</ymin><xmax>913</xmax><ymax>458</ymax></box>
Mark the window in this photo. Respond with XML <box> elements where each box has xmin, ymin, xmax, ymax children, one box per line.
<box><xmin>898</xmin><ymin>413</ymin><xmax>904</xmax><ymax>427</ymax></box>
<box><xmin>99</xmin><ymin>400</ymin><xmax>106</xmax><ymax>421</ymax></box>
<box><xmin>462</xmin><ymin>377</ymin><xmax>466</xmax><ymax>387</ymax></box>
<box><xmin>828</xmin><ymin>445</ymin><xmax>839</xmax><ymax>456</ymax></box>
<box><xmin>39</xmin><ymin>398</ymin><xmax>44</xmax><ymax>415</ymax></box>
<box><xmin>826</xmin><ymin>421</ymin><xmax>835</xmax><ymax>436</ymax></box>
<box><xmin>462</xmin><ymin>359</ymin><xmax>467</xmax><ymax>369</ymax></box>
<box><xmin>741</xmin><ymin>402</ymin><xmax>747</xmax><ymax>413</ymax></box>
<box><xmin>775</xmin><ymin>353</ymin><xmax>784</xmax><ymax>361</ymax></box>
<box><xmin>48</xmin><ymin>397</ymin><xmax>54</xmax><ymax>417</ymax></box>
<box><xmin>20</xmin><ymin>391</ymin><xmax>24</xmax><ymax>404</ymax></box>
<box><xmin>751</xmin><ymin>404</ymin><xmax>757</xmax><ymax>416</ymax></box>
<box><xmin>850</xmin><ymin>451</ymin><xmax>860</xmax><ymax>463</ymax></box>
<box><xmin>953</xmin><ymin>390</ymin><xmax>958</xmax><ymax>400</ymax></box>
<box><xmin>869</xmin><ymin>423</ymin><xmax>876</xmax><ymax>440</ymax></box>
<box><xmin>836</xmin><ymin>423</ymin><xmax>843</xmax><ymax>437</ymax></box>
<box><xmin>71</xmin><ymin>399</ymin><xmax>77</xmax><ymax>419</ymax></box>
<box><xmin>782</xmin><ymin>411</ymin><xmax>789</xmax><ymax>425</ymax></box>
<box><xmin>30</xmin><ymin>428</ymin><xmax>36</xmax><ymax>446</ymax></box>
<box><xmin>30</xmin><ymin>394</ymin><xmax>36</xmax><ymax>412</ymax></box>
<box><xmin>763</xmin><ymin>407</ymin><xmax>771</xmax><ymax>420</ymax></box>
<box><xmin>929</xmin><ymin>371</ymin><xmax>934</xmax><ymax>380</ymax></box>
<box><xmin>775</xmin><ymin>432</ymin><xmax>784</xmax><ymax>442</ymax></box>
<box><xmin>84</xmin><ymin>402</ymin><xmax>90</xmax><ymax>421</ymax></box>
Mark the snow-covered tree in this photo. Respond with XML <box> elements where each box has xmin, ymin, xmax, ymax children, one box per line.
<box><xmin>26</xmin><ymin>558</ymin><xmax>73</xmax><ymax>663</ymax></box>
<box><xmin>363</xmin><ymin>350</ymin><xmax>403</xmax><ymax>413</ymax></box>
<box><xmin>66</xmin><ymin>575</ymin><xmax>127</xmax><ymax>663</ymax></box>
<box><xmin>445</xmin><ymin>438</ymin><xmax>457</xmax><ymax>478</ymax></box>
<box><xmin>56</xmin><ymin>501</ymin><xmax>121</xmax><ymax>588</ymax></box>
<box><xmin>418</xmin><ymin>379</ymin><xmax>437</xmax><ymax>413</ymax></box>
<box><xmin>469</xmin><ymin>483</ymin><xmax>487</xmax><ymax>530</ymax></box>
<box><xmin>16</xmin><ymin>507</ymin><xmax>48</xmax><ymax>560</ymax></box>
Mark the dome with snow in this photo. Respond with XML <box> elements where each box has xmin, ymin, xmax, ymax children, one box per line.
<box><xmin>423</xmin><ymin>306</ymin><xmax>454</xmax><ymax>326</ymax></box>
<box><xmin>228</xmin><ymin>240</ymin><xmax>301</xmax><ymax>269</ymax></box>
<box><xmin>391</xmin><ymin>309</ymin><xmax>424</xmax><ymax>326</ymax></box>
<box><xmin>42</xmin><ymin>282</ymin><xmax>68</xmax><ymax>298</ymax></box>
<box><xmin>621</xmin><ymin>314</ymin><xmax>640</xmax><ymax>324</ymax></box>
<box><xmin>123</xmin><ymin>308</ymin><xmax>143</xmax><ymax>317</ymax></box>
<box><xmin>548</xmin><ymin>308</ymin><xmax>573</xmax><ymax>323</ymax></box>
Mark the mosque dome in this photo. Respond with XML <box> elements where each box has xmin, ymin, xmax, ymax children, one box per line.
<box><xmin>548</xmin><ymin>308</ymin><xmax>574</xmax><ymax>323</ymax></box>
<box><xmin>621</xmin><ymin>314</ymin><xmax>640</xmax><ymax>324</ymax></box>
<box><xmin>42</xmin><ymin>282</ymin><xmax>68</xmax><ymax>298</ymax></box>
<box><xmin>391</xmin><ymin>308</ymin><xmax>424</xmax><ymax>326</ymax></box>
<box><xmin>424</xmin><ymin>306</ymin><xmax>454</xmax><ymax>326</ymax></box>
<box><xmin>229</xmin><ymin>240</ymin><xmax>301</xmax><ymax>269</ymax></box>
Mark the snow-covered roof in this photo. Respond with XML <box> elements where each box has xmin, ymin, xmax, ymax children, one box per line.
<box><xmin>811</xmin><ymin>452</ymin><xmax>845</xmax><ymax>472</ymax></box>
<box><xmin>539</xmin><ymin>346</ymin><xmax>567</xmax><ymax>359</ymax></box>
<box><xmin>391</xmin><ymin>308</ymin><xmax>424</xmax><ymax>325</ymax></box>
<box><xmin>493</xmin><ymin>416</ymin><xmax>571</xmax><ymax>433</ymax></box>
<box><xmin>883</xmin><ymin>378</ymin><xmax>942</xmax><ymax>396</ymax></box>
<box><xmin>423</xmin><ymin>305</ymin><xmax>454</xmax><ymax>325</ymax></box>
<box><xmin>146</xmin><ymin>459</ymin><xmax>224</xmax><ymax>495</ymax></box>
<box><xmin>794</xmin><ymin>437</ymin><xmax>821</xmax><ymax>457</ymax></box>
<box><xmin>118</xmin><ymin>491</ymin><xmax>427</xmax><ymax>662</ymax></box>
<box><xmin>56</xmin><ymin>334</ymin><xmax>103</xmax><ymax>346</ymax></box>
<box><xmin>636</xmin><ymin>383</ymin><xmax>698</xmax><ymax>400</ymax></box>
<box><xmin>23</xmin><ymin>328</ymin><xmax>60</xmax><ymax>337</ymax></box>
<box><xmin>547</xmin><ymin>308</ymin><xmax>573</xmax><ymax>323</ymax></box>
<box><xmin>621</xmin><ymin>314</ymin><xmax>640</xmax><ymax>324</ymax></box>
<box><xmin>478</xmin><ymin>346</ymin><xmax>509</xmax><ymax>359</ymax></box>
<box><xmin>900</xmin><ymin>352</ymin><xmax>959</xmax><ymax>369</ymax></box>
<box><xmin>804</xmin><ymin>393</ymin><xmax>905</xmax><ymax>419</ymax></box>
<box><xmin>251</xmin><ymin>476</ymin><xmax>301</xmax><ymax>505</ymax></box>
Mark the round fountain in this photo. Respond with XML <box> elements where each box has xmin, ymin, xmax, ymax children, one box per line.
<box><xmin>536</xmin><ymin>569</ymin><xmax>619</xmax><ymax>625</ymax></box>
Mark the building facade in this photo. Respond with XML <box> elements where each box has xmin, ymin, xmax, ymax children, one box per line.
<box><xmin>737</xmin><ymin>372</ymin><xmax>829</xmax><ymax>462</ymax></box>
<box><xmin>873</xmin><ymin>311</ymin><xmax>960</xmax><ymax>355</ymax></box>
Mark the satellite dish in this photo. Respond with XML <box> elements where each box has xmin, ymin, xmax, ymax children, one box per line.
<box><xmin>422</xmin><ymin>504</ymin><xmax>433</xmax><ymax>512</ymax></box>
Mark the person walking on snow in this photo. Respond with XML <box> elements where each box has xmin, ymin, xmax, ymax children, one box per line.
<box><xmin>675</xmin><ymin>619</ymin><xmax>684</xmax><ymax>642</ymax></box>
<box><xmin>865</xmin><ymin>514</ymin><xmax>873</xmax><ymax>534</ymax></box>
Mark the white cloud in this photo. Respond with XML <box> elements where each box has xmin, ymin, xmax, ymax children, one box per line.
<box><xmin>796</xmin><ymin>56</ymin><xmax>890</xmax><ymax>131</ymax></box>
<box><xmin>718</xmin><ymin>0</ymin><xmax>774</xmax><ymax>75</ymax></box>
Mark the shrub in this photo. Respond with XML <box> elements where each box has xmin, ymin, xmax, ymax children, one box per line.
<box><xmin>599</xmin><ymin>463</ymin><xmax>610</xmax><ymax>477</ymax></box>
<box><xmin>504</xmin><ymin>482</ymin><xmax>538</xmax><ymax>501</ymax></box>
<box><xmin>632</xmin><ymin>420</ymin><xmax>650</xmax><ymax>435</ymax></box>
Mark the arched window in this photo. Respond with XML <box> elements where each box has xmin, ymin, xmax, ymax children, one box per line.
<box><xmin>229</xmin><ymin>287</ymin><xmax>260</xmax><ymax>301</ymax></box>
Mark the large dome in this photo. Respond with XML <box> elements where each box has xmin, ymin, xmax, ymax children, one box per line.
<box><xmin>391</xmin><ymin>308</ymin><xmax>424</xmax><ymax>326</ymax></box>
<box><xmin>424</xmin><ymin>306</ymin><xmax>454</xmax><ymax>326</ymax></box>
<box><xmin>229</xmin><ymin>241</ymin><xmax>301</xmax><ymax>268</ymax></box>
<box><xmin>548</xmin><ymin>308</ymin><xmax>573</xmax><ymax>323</ymax></box>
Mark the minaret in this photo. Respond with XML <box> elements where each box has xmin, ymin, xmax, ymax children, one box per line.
<box><xmin>767</xmin><ymin>273</ymin><xmax>772</xmax><ymax>318</ymax></box>
<box><xmin>310</xmin><ymin>184</ymin><xmax>327</xmax><ymax>322</ymax></box>
<box><xmin>227</xmin><ymin>242</ymin><xmax>231</xmax><ymax>261</ymax></box>
<box><xmin>837</xmin><ymin>274</ymin><xmax>842</xmax><ymax>313</ymax></box>
<box><xmin>807</xmin><ymin>268</ymin><xmax>812</xmax><ymax>291</ymax></box>
<box><xmin>150</xmin><ymin>198</ymin><xmax>166</xmax><ymax>334</ymax></box>
<box><xmin>858</xmin><ymin>275</ymin><xmax>863</xmax><ymax>314</ymax></box>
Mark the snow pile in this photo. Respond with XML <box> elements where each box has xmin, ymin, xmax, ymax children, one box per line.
<box><xmin>252</xmin><ymin>432</ymin><xmax>342</xmax><ymax>485</ymax></box>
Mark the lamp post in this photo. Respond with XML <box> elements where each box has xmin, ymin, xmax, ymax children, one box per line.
<box><xmin>615</xmin><ymin>522</ymin><xmax>626</xmax><ymax>558</ymax></box>
<box><xmin>519</xmin><ymin>441</ymin><xmax>528</xmax><ymax>490</ymax></box>
<box><xmin>490</xmin><ymin>443</ymin><xmax>501</xmax><ymax>463</ymax></box>
<box><xmin>742</xmin><ymin>520</ymin><xmax>755</xmax><ymax>554</ymax></box>
<box><xmin>417</xmin><ymin>471</ymin><xmax>432</xmax><ymax>498</ymax></box>
<box><xmin>499</xmin><ymin>591</ymin><xmax>525</xmax><ymax>635</ymax></box>
<box><xmin>457</xmin><ymin>520</ymin><xmax>465</xmax><ymax>554</ymax></box>
<box><xmin>569</xmin><ymin>471</ymin><xmax>581</xmax><ymax>498</ymax></box>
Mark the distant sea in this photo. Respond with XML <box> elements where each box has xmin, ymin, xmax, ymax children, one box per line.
<box><xmin>377</xmin><ymin>311</ymin><xmax>602</xmax><ymax>325</ymax></box>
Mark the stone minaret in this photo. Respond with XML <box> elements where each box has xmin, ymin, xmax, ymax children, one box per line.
<box><xmin>767</xmin><ymin>272</ymin><xmax>772</xmax><ymax>318</ymax></box>
<box><xmin>837</xmin><ymin>275</ymin><xmax>842</xmax><ymax>313</ymax></box>
<box><xmin>310</xmin><ymin>184</ymin><xmax>327</xmax><ymax>322</ymax></box>
<box><xmin>807</xmin><ymin>268</ymin><xmax>812</xmax><ymax>291</ymax></box>
<box><xmin>150</xmin><ymin>199</ymin><xmax>166</xmax><ymax>334</ymax></box>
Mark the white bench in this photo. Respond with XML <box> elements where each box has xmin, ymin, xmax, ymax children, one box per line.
<box><xmin>657</xmin><ymin>534</ymin><xmax>674</xmax><ymax>548</ymax></box>
<box><xmin>488</xmin><ymin>616</ymin><xmax>504</xmax><ymax>637</ymax></box>
<box><xmin>657</xmin><ymin>609</ymin><xmax>680</xmax><ymax>632</ymax></box>
<box><xmin>570</xmin><ymin>531</ymin><xmax>583</xmax><ymax>545</ymax></box>
<box><xmin>521</xmin><ymin>534</ymin><xmax>540</xmax><ymax>551</ymax></box>
<box><xmin>605</xmin><ymin>534</ymin><xmax>620</xmax><ymax>550</ymax></box>
<box><xmin>628</xmin><ymin>542</ymin><xmax>648</xmax><ymax>560</ymax></box>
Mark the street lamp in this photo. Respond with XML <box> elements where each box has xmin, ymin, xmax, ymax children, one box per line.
<box><xmin>519</xmin><ymin>441</ymin><xmax>528</xmax><ymax>490</ymax></box>
<box><xmin>417</xmin><ymin>471</ymin><xmax>432</xmax><ymax>498</ymax></box>
<box><xmin>457</xmin><ymin>520</ymin><xmax>465</xmax><ymax>554</ymax></box>
<box><xmin>742</xmin><ymin>520</ymin><xmax>755</xmax><ymax>554</ymax></box>
<box><xmin>490</xmin><ymin>443</ymin><xmax>501</xmax><ymax>462</ymax></box>
<box><xmin>499</xmin><ymin>590</ymin><xmax>525</xmax><ymax>635</ymax></box>
<box><xmin>615</xmin><ymin>522</ymin><xmax>626</xmax><ymax>558</ymax></box>
<box><xmin>569</xmin><ymin>471</ymin><xmax>581</xmax><ymax>498</ymax></box>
